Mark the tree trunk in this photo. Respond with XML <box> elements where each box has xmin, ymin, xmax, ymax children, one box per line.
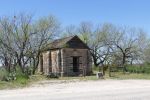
<box><xmin>32</xmin><ymin>55</ymin><xmax>40</xmax><ymax>74</ymax></box>
<box><xmin>17</xmin><ymin>58</ymin><xmax>24</xmax><ymax>73</ymax></box>
<box><xmin>109</xmin><ymin>65</ymin><xmax>111</xmax><ymax>77</ymax></box>
<box><xmin>102</xmin><ymin>64</ymin><xmax>105</xmax><ymax>75</ymax></box>
<box><xmin>122</xmin><ymin>53</ymin><xmax>126</xmax><ymax>73</ymax></box>
<box><xmin>4</xmin><ymin>57</ymin><xmax>9</xmax><ymax>72</ymax></box>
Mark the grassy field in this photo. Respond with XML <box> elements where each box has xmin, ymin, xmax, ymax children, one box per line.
<box><xmin>0</xmin><ymin>75</ymin><xmax>47</xmax><ymax>90</ymax></box>
<box><xmin>0</xmin><ymin>74</ymin><xmax>99</xmax><ymax>90</ymax></box>
<box><xmin>1</xmin><ymin>73</ymin><xmax>150</xmax><ymax>90</ymax></box>
<box><xmin>107</xmin><ymin>72</ymin><xmax>150</xmax><ymax>80</ymax></box>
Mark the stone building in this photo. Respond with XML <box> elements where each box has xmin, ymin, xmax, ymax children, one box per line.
<box><xmin>38</xmin><ymin>35</ymin><xmax>92</xmax><ymax>76</ymax></box>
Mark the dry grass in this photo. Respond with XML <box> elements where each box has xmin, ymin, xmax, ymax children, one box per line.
<box><xmin>1</xmin><ymin>73</ymin><xmax>150</xmax><ymax>90</ymax></box>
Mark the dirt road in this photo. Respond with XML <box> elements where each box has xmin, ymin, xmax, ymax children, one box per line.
<box><xmin>0</xmin><ymin>80</ymin><xmax>150</xmax><ymax>100</ymax></box>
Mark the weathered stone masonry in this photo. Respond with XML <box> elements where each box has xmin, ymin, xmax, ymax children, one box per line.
<box><xmin>38</xmin><ymin>35</ymin><xmax>92</xmax><ymax>76</ymax></box>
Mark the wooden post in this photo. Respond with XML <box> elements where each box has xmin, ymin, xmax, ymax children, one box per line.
<box><xmin>83</xmin><ymin>66</ymin><xmax>86</xmax><ymax>77</ymax></box>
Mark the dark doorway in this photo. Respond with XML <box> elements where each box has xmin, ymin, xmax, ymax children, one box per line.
<box><xmin>73</xmin><ymin>57</ymin><xmax>79</xmax><ymax>72</ymax></box>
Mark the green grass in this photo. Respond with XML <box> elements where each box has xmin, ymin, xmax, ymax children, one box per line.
<box><xmin>93</xmin><ymin>67</ymin><xmax>150</xmax><ymax>80</ymax></box>
<box><xmin>0</xmin><ymin>80</ymin><xmax>29</xmax><ymax>90</ymax></box>
<box><xmin>0</xmin><ymin>74</ymin><xmax>101</xmax><ymax>90</ymax></box>
<box><xmin>106</xmin><ymin>72</ymin><xmax>150</xmax><ymax>80</ymax></box>
<box><xmin>0</xmin><ymin>78</ymin><xmax>29</xmax><ymax>90</ymax></box>
<box><xmin>0</xmin><ymin>75</ymin><xmax>48</xmax><ymax>90</ymax></box>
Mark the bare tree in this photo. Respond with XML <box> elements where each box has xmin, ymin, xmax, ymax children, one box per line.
<box><xmin>105</xmin><ymin>25</ymin><xmax>147</xmax><ymax>73</ymax></box>
<box><xmin>0</xmin><ymin>14</ymin><xmax>59</xmax><ymax>74</ymax></box>
<box><xmin>0</xmin><ymin>16</ymin><xmax>18</xmax><ymax>72</ymax></box>
<box><xmin>29</xmin><ymin>15</ymin><xmax>59</xmax><ymax>74</ymax></box>
<box><xmin>78</xmin><ymin>22</ymin><xmax>111</xmax><ymax>75</ymax></box>
<box><xmin>62</xmin><ymin>25</ymin><xmax>77</xmax><ymax>37</ymax></box>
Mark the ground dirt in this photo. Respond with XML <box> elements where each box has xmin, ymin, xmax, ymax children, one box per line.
<box><xmin>0</xmin><ymin>79</ymin><xmax>150</xmax><ymax>100</ymax></box>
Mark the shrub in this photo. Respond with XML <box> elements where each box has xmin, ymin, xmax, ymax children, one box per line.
<box><xmin>126</xmin><ymin>64</ymin><xmax>150</xmax><ymax>74</ymax></box>
<box><xmin>15</xmin><ymin>66</ymin><xmax>29</xmax><ymax>81</ymax></box>
<box><xmin>0</xmin><ymin>66</ymin><xmax>29</xmax><ymax>82</ymax></box>
<box><xmin>0</xmin><ymin>68</ymin><xmax>9</xmax><ymax>81</ymax></box>
<box><xmin>0</xmin><ymin>68</ymin><xmax>17</xmax><ymax>81</ymax></box>
<box><xmin>5</xmin><ymin>71</ymin><xmax>17</xmax><ymax>81</ymax></box>
<box><xmin>47</xmin><ymin>72</ymin><xmax>59</xmax><ymax>78</ymax></box>
<box><xmin>24</xmin><ymin>66</ymin><xmax>33</xmax><ymax>75</ymax></box>
<box><xmin>92</xmin><ymin>66</ymin><xmax>99</xmax><ymax>71</ymax></box>
<box><xmin>15</xmin><ymin>74</ymin><xmax>29</xmax><ymax>85</ymax></box>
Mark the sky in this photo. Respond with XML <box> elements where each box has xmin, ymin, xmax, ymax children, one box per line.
<box><xmin>0</xmin><ymin>0</ymin><xmax>150</xmax><ymax>34</ymax></box>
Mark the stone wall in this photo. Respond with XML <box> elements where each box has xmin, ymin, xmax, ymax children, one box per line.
<box><xmin>38</xmin><ymin>48</ymin><xmax>92</xmax><ymax>76</ymax></box>
<box><xmin>42</xmin><ymin>51</ymin><xmax>50</xmax><ymax>75</ymax></box>
<box><xmin>62</xmin><ymin>48</ymin><xmax>92</xmax><ymax>76</ymax></box>
<box><xmin>51</xmin><ymin>49</ymin><xmax>60</xmax><ymax>73</ymax></box>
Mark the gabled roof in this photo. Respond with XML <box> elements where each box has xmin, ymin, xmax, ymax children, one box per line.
<box><xmin>47</xmin><ymin>35</ymin><xmax>89</xmax><ymax>50</ymax></box>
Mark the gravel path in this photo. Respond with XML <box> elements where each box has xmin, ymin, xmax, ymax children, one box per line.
<box><xmin>0</xmin><ymin>80</ymin><xmax>150</xmax><ymax>100</ymax></box>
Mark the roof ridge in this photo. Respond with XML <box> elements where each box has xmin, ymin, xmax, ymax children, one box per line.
<box><xmin>46</xmin><ymin>35</ymin><xmax>77</xmax><ymax>50</ymax></box>
<box><xmin>51</xmin><ymin>35</ymin><xmax>77</xmax><ymax>44</ymax></box>
<box><xmin>45</xmin><ymin>35</ymin><xmax>89</xmax><ymax>50</ymax></box>
<box><xmin>55</xmin><ymin>35</ymin><xmax>75</xmax><ymax>41</ymax></box>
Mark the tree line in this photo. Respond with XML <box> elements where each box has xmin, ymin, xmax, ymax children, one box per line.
<box><xmin>0</xmin><ymin>13</ymin><xmax>150</xmax><ymax>77</ymax></box>
<box><xmin>63</xmin><ymin>22</ymin><xmax>150</xmax><ymax>74</ymax></box>
<box><xmin>0</xmin><ymin>14</ymin><xmax>59</xmax><ymax>75</ymax></box>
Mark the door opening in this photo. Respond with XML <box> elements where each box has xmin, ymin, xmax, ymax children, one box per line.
<box><xmin>73</xmin><ymin>57</ymin><xmax>79</xmax><ymax>72</ymax></box>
